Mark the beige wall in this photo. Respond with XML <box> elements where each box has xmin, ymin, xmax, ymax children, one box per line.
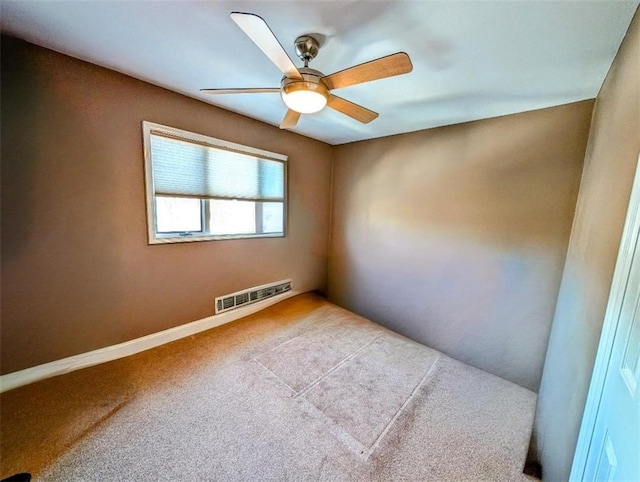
<box><xmin>329</xmin><ymin>101</ymin><xmax>593</xmax><ymax>391</ymax></box>
<box><xmin>1</xmin><ymin>37</ymin><xmax>332</xmax><ymax>374</ymax></box>
<box><xmin>534</xmin><ymin>8</ymin><xmax>640</xmax><ymax>481</ymax></box>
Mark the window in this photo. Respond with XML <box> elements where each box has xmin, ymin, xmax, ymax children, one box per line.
<box><xmin>142</xmin><ymin>121</ymin><xmax>287</xmax><ymax>244</ymax></box>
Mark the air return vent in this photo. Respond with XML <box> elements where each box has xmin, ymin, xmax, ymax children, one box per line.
<box><xmin>215</xmin><ymin>279</ymin><xmax>292</xmax><ymax>314</ymax></box>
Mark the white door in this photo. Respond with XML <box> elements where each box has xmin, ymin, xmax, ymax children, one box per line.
<box><xmin>572</xmin><ymin>155</ymin><xmax>640</xmax><ymax>482</ymax></box>
<box><xmin>583</xmin><ymin>241</ymin><xmax>639</xmax><ymax>480</ymax></box>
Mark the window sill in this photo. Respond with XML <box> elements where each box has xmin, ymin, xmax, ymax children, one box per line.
<box><xmin>148</xmin><ymin>232</ymin><xmax>285</xmax><ymax>245</ymax></box>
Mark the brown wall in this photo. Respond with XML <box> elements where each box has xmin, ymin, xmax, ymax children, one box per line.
<box><xmin>1</xmin><ymin>37</ymin><xmax>333</xmax><ymax>374</ymax></box>
<box><xmin>328</xmin><ymin>101</ymin><xmax>593</xmax><ymax>391</ymax></box>
<box><xmin>534</xmin><ymin>8</ymin><xmax>640</xmax><ymax>481</ymax></box>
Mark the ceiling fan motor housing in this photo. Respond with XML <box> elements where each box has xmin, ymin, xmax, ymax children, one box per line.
<box><xmin>281</xmin><ymin>68</ymin><xmax>329</xmax><ymax>114</ymax></box>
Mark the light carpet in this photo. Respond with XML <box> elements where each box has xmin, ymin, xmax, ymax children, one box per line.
<box><xmin>1</xmin><ymin>294</ymin><xmax>537</xmax><ymax>481</ymax></box>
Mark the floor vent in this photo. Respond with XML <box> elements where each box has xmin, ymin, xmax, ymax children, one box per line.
<box><xmin>215</xmin><ymin>279</ymin><xmax>292</xmax><ymax>314</ymax></box>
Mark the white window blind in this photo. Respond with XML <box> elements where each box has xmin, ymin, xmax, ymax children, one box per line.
<box><xmin>150</xmin><ymin>131</ymin><xmax>285</xmax><ymax>202</ymax></box>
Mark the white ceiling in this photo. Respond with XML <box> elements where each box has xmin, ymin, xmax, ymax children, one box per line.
<box><xmin>2</xmin><ymin>1</ymin><xmax>638</xmax><ymax>145</ymax></box>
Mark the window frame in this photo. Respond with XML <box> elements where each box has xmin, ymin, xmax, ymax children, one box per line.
<box><xmin>142</xmin><ymin>121</ymin><xmax>288</xmax><ymax>244</ymax></box>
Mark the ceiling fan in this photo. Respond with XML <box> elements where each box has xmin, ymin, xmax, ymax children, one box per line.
<box><xmin>201</xmin><ymin>12</ymin><xmax>413</xmax><ymax>129</ymax></box>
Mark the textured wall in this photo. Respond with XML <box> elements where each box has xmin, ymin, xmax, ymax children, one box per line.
<box><xmin>329</xmin><ymin>101</ymin><xmax>593</xmax><ymax>391</ymax></box>
<box><xmin>1</xmin><ymin>37</ymin><xmax>332</xmax><ymax>374</ymax></box>
<box><xmin>534</xmin><ymin>8</ymin><xmax>640</xmax><ymax>481</ymax></box>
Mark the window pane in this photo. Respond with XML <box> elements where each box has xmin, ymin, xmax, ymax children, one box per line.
<box><xmin>209</xmin><ymin>199</ymin><xmax>256</xmax><ymax>235</ymax></box>
<box><xmin>151</xmin><ymin>135</ymin><xmax>208</xmax><ymax>197</ymax></box>
<box><xmin>207</xmin><ymin>153</ymin><xmax>259</xmax><ymax>199</ymax></box>
<box><xmin>258</xmin><ymin>160</ymin><xmax>285</xmax><ymax>199</ymax></box>
<box><xmin>156</xmin><ymin>196</ymin><xmax>202</xmax><ymax>233</ymax></box>
<box><xmin>262</xmin><ymin>202</ymin><xmax>284</xmax><ymax>233</ymax></box>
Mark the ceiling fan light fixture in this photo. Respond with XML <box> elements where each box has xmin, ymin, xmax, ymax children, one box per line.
<box><xmin>281</xmin><ymin>81</ymin><xmax>329</xmax><ymax>114</ymax></box>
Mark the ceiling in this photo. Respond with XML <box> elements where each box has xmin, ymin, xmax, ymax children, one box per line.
<box><xmin>2</xmin><ymin>1</ymin><xmax>638</xmax><ymax>145</ymax></box>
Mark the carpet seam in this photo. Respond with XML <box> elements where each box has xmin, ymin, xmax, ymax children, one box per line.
<box><xmin>251</xmin><ymin>309</ymin><xmax>333</xmax><ymax>361</ymax></box>
<box><xmin>364</xmin><ymin>354</ymin><xmax>442</xmax><ymax>459</ymax></box>
<box><xmin>299</xmin><ymin>398</ymin><xmax>371</xmax><ymax>458</ymax></box>
<box><xmin>293</xmin><ymin>334</ymin><xmax>383</xmax><ymax>398</ymax></box>
<box><xmin>251</xmin><ymin>359</ymin><xmax>298</xmax><ymax>395</ymax></box>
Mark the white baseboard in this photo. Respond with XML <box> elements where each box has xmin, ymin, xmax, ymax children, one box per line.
<box><xmin>0</xmin><ymin>290</ymin><xmax>301</xmax><ymax>393</ymax></box>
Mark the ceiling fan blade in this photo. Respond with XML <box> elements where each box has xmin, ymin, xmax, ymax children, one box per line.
<box><xmin>200</xmin><ymin>88</ymin><xmax>280</xmax><ymax>94</ymax></box>
<box><xmin>230</xmin><ymin>12</ymin><xmax>303</xmax><ymax>80</ymax></box>
<box><xmin>279</xmin><ymin>109</ymin><xmax>301</xmax><ymax>129</ymax></box>
<box><xmin>327</xmin><ymin>95</ymin><xmax>379</xmax><ymax>124</ymax></box>
<box><xmin>322</xmin><ymin>52</ymin><xmax>413</xmax><ymax>90</ymax></box>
